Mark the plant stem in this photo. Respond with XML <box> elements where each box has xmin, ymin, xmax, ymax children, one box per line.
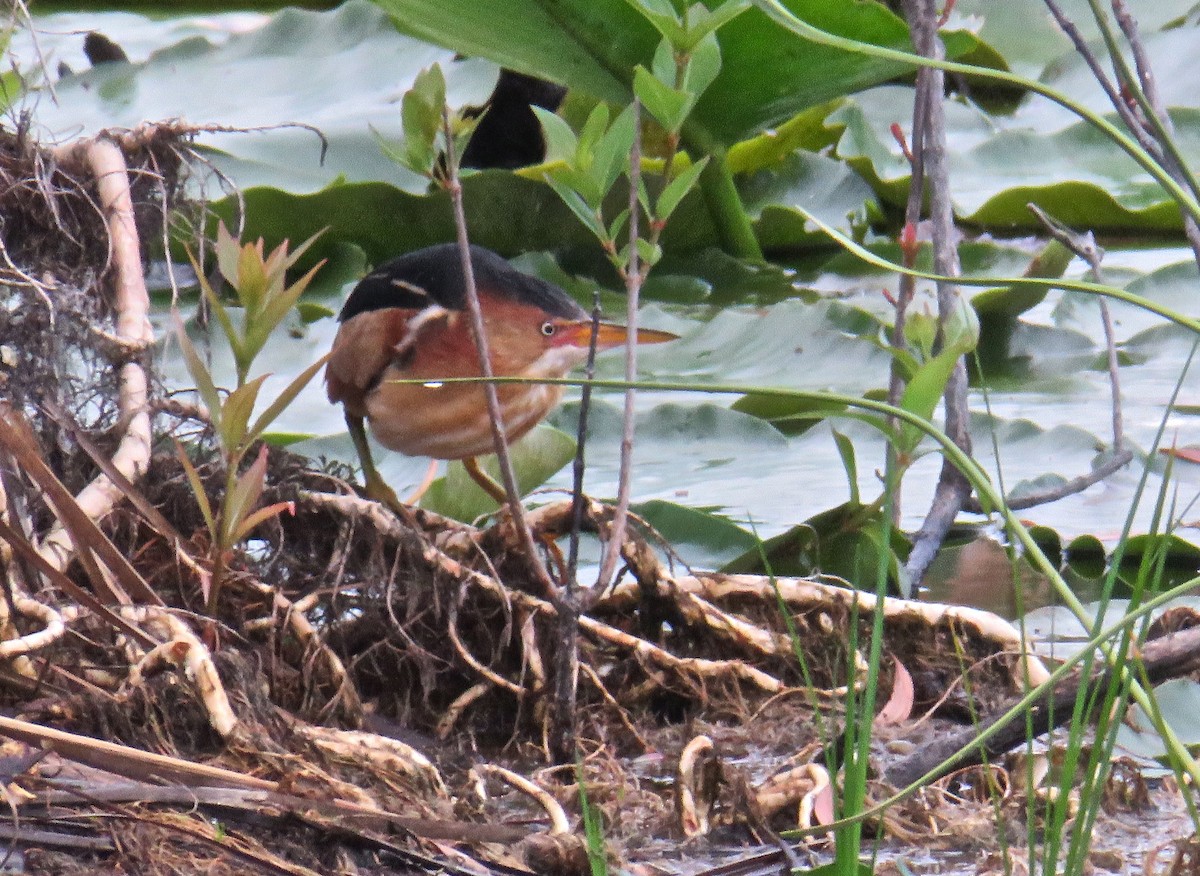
<box><xmin>596</xmin><ymin>101</ymin><xmax>644</xmax><ymax>591</ymax></box>
<box><xmin>696</xmin><ymin>148</ymin><xmax>762</xmax><ymax>260</ymax></box>
<box><xmin>439</xmin><ymin>105</ymin><xmax>557</xmax><ymax>600</ymax></box>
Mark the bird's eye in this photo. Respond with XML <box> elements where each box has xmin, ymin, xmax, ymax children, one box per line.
<box><xmin>540</xmin><ymin>321</ymin><xmax>556</xmax><ymax>337</ymax></box>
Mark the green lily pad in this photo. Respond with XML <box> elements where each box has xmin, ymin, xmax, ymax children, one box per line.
<box><xmin>20</xmin><ymin>2</ymin><xmax>497</xmax><ymax>195</ymax></box>
<box><xmin>631</xmin><ymin>500</ymin><xmax>758</xmax><ymax>569</ymax></box>
<box><xmin>377</xmin><ymin>0</ymin><xmax>982</xmax><ymax>148</ymax></box>
<box><xmin>419</xmin><ymin>424</ymin><xmax>578</xmax><ymax>522</ymax></box>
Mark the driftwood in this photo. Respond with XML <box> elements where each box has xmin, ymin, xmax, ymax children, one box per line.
<box><xmin>886</xmin><ymin>617</ymin><xmax>1200</xmax><ymax>787</ymax></box>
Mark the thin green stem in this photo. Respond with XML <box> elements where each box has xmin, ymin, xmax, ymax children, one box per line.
<box><xmin>695</xmin><ymin>147</ymin><xmax>762</xmax><ymax>259</ymax></box>
<box><xmin>794</xmin><ymin>207</ymin><xmax>1200</xmax><ymax>334</ymax></box>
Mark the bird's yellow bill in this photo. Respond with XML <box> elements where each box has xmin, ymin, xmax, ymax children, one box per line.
<box><xmin>561</xmin><ymin>321</ymin><xmax>679</xmax><ymax>348</ymax></box>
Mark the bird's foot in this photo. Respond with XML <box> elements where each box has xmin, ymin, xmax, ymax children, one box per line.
<box><xmin>363</xmin><ymin>473</ymin><xmax>407</xmax><ymax>516</ymax></box>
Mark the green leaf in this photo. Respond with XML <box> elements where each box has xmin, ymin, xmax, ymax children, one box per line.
<box><xmin>626</xmin><ymin>0</ymin><xmax>685</xmax><ymax>44</ymax></box>
<box><xmin>419</xmin><ymin>425</ymin><xmax>577</xmax><ymax>521</ymax></box>
<box><xmin>607</xmin><ymin>207</ymin><xmax>632</xmax><ymax>243</ymax></box>
<box><xmin>903</xmin><ymin>307</ymin><xmax>937</xmax><ymax>360</ymax></box>
<box><xmin>650</xmin><ymin>36</ymin><xmax>676</xmax><ymax>87</ymax></box>
<box><xmin>219</xmin><ymin>375</ymin><xmax>268</xmax><ymax>453</ymax></box>
<box><xmin>722</xmin><ymin>501</ymin><xmax>907</xmax><ymax>587</ymax></box>
<box><xmin>590</xmin><ymin>104</ymin><xmax>637</xmax><ymax>196</ymax></box>
<box><xmin>831</xmin><ymin>428</ymin><xmax>859</xmax><ymax>506</ymax></box>
<box><xmin>730</xmin><ymin>393</ymin><xmax>849</xmax><ymax>437</ymax></box>
<box><xmin>972</xmin><ymin>239</ymin><xmax>1073</xmax><ymax>319</ymax></box>
<box><xmin>682</xmin><ymin>31</ymin><xmax>722</xmax><ymax>98</ymax></box>
<box><xmin>631</xmin><ymin>500</ymin><xmax>758</xmax><ymax>568</ymax></box>
<box><xmin>577</xmin><ymin>103</ymin><xmax>611</xmax><ymax>165</ymax></box>
<box><xmin>401</xmin><ymin>64</ymin><xmax>447</xmax><ymax>175</ymax></box>
<box><xmin>532</xmin><ymin>106</ymin><xmax>579</xmax><ymax>163</ymax></box>
<box><xmin>380</xmin><ymin>0</ymin><xmax>979</xmax><ymax>147</ymax></box>
<box><xmin>633</xmin><ymin>65</ymin><xmax>693</xmax><ymax>133</ymax></box>
<box><xmin>173</xmin><ymin>311</ymin><xmax>223</xmax><ymax>432</ymax></box>
<box><xmin>193</xmin><ymin>265</ymin><xmax>245</xmax><ymax>370</ymax></box>
<box><xmin>656</xmin><ymin>156</ymin><xmax>708</xmax><ymax>221</ymax></box>
<box><xmin>635</xmin><ymin>237</ymin><xmax>663</xmax><ymax>267</ymax></box>
<box><xmin>296</xmin><ymin>302</ymin><xmax>336</xmax><ymax>324</ymax></box>
<box><xmin>174</xmin><ymin>440</ymin><xmax>217</xmax><ymax>541</ymax></box>
<box><xmin>681</xmin><ymin>0</ymin><xmax>751</xmax><ymax>51</ymax></box>
<box><xmin>543</xmin><ymin>173</ymin><xmax>608</xmax><ymax>240</ymax></box>
<box><xmin>247</xmin><ymin>352</ymin><xmax>333</xmax><ymax>446</ymax></box>
<box><xmin>897</xmin><ymin>345</ymin><xmax>962</xmax><ymax>454</ymax></box>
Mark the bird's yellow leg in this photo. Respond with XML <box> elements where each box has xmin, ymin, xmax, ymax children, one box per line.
<box><xmin>463</xmin><ymin>456</ymin><xmax>509</xmax><ymax>505</ymax></box>
<box><xmin>345</xmin><ymin>412</ymin><xmax>404</xmax><ymax>512</ymax></box>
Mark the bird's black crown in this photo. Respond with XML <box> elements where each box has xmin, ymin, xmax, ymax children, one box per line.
<box><xmin>338</xmin><ymin>244</ymin><xmax>587</xmax><ymax>323</ymax></box>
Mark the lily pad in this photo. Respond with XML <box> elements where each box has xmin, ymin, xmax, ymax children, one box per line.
<box><xmin>19</xmin><ymin>2</ymin><xmax>497</xmax><ymax>195</ymax></box>
<box><xmin>419</xmin><ymin>424</ymin><xmax>578</xmax><ymax>522</ymax></box>
<box><xmin>377</xmin><ymin>0</ymin><xmax>983</xmax><ymax>148</ymax></box>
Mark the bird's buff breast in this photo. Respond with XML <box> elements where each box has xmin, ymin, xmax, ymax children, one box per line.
<box><xmin>366</xmin><ymin>378</ymin><xmax>565</xmax><ymax>460</ymax></box>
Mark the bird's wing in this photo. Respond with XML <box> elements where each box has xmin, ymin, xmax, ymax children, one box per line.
<box><xmin>325</xmin><ymin>304</ymin><xmax>448</xmax><ymax>413</ymax></box>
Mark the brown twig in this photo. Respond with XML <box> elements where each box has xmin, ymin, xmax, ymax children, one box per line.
<box><xmin>438</xmin><ymin>105</ymin><xmax>556</xmax><ymax>600</ymax></box>
<box><xmin>899</xmin><ymin>0</ymin><xmax>972</xmax><ymax>588</ymax></box>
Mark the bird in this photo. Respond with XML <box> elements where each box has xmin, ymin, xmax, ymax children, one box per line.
<box><xmin>325</xmin><ymin>243</ymin><xmax>676</xmax><ymax>507</ymax></box>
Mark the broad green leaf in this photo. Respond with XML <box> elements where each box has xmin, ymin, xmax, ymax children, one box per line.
<box><xmin>419</xmin><ymin>425</ymin><xmax>577</xmax><ymax>521</ymax></box>
<box><xmin>631</xmin><ymin>500</ymin><xmax>758</xmax><ymax>568</ymax></box>
<box><xmin>1116</xmin><ymin>679</ymin><xmax>1200</xmax><ymax>763</ymax></box>
<box><xmin>722</xmin><ymin>501</ymin><xmax>907</xmax><ymax>587</ymax></box>
<box><xmin>532</xmin><ymin>106</ymin><xmax>579</xmax><ymax>163</ymax></box>
<box><xmin>634</xmin><ymin>65</ymin><xmax>694</xmax><ymax>133</ymax></box>
<box><xmin>897</xmin><ymin>345</ymin><xmax>963</xmax><ymax>454</ymax></box>
<box><xmin>19</xmin><ymin>3</ymin><xmax>494</xmax><ymax>195</ymax></box>
<box><xmin>378</xmin><ymin>0</ymin><xmax>981</xmax><ymax>147</ymax></box>
<box><xmin>955</xmin><ymin>0</ymin><xmax>1196</xmax><ymax>80</ymax></box>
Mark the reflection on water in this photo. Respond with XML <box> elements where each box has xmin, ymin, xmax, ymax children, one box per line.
<box><xmin>923</xmin><ymin>536</ymin><xmax>1082</xmax><ymax>620</ymax></box>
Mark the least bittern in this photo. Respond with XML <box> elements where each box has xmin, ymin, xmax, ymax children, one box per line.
<box><xmin>325</xmin><ymin>243</ymin><xmax>676</xmax><ymax>505</ymax></box>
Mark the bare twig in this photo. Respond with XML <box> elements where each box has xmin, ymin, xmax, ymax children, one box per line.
<box><xmin>899</xmin><ymin>0</ymin><xmax>972</xmax><ymax>588</ymax></box>
<box><xmin>1026</xmin><ymin>203</ymin><xmax>1124</xmax><ymax>451</ymax></box>
<box><xmin>595</xmin><ymin>99</ymin><xmax>645</xmax><ymax>592</ymax></box>
<box><xmin>438</xmin><ymin>105</ymin><xmax>556</xmax><ymax>599</ymax></box>
<box><xmin>886</xmin><ymin>69</ymin><xmax>932</xmax><ymax>527</ymax></box>
<box><xmin>1043</xmin><ymin>0</ymin><xmax>1200</xmax><ymax>261</ymax></box>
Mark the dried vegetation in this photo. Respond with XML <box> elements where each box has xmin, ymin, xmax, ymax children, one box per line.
<box><xmin>0</xmin><ymin>127</ymin><xmax>1176</xmax><ymax>876</ymax></box>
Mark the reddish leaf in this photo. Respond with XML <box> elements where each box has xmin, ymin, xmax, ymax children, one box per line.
<box><xmin>876</xmin><ymin>656</ymin><xmax>915</xmax><ymax>725</ymax></box>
